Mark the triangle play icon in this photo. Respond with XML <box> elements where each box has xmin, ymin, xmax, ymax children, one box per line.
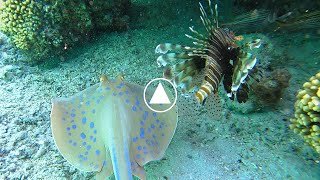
<box><xmin>150</xmin><ymin>83</ymin><xmax>171</xmax><ymax>104</ymax></box>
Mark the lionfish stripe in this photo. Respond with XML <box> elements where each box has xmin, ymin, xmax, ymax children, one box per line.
<box><xmin>155</xmin><ymin>43</ymin><xmax>191</xmax><ymax>54</ymax></box>
<box><xmin>195</xmin><ymin>82</ymin><xmax>214</xmax><ymax>104</ymax></box>
<box><xmin>156</xmin><ymin>52</ymin><xmax>191</xmax><ymax>67</ymax></box>
<box><xmin>206</xmin><ymin>68</ymin><xmax>220</xmax><ymax>86</ymax></box>
<box><xmin>207</xmin><ymin>58</ymin><xmax>222</xmax><ymax>73</ymax></box>
<box><xmin>213</xmin><ymin>30</ymin><xmax>227</xmax><ymax>47</ymax></box>
<box><xmin>205</xmin><ymin>47</ymin><xmax>223</xmax><ymax>61</ymax></box>
<box><xmin>195</xmin><ymin>89</ymin><xmax>207</xmax><ymax>104</ymax></box>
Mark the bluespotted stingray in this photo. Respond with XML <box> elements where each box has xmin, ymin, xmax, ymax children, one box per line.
<box><xmin>50</xmin><ymin>74</ymin><xmax>178</xmax><ymax>180</ymax></box>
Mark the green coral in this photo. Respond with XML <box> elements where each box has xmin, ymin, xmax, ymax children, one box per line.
<box><xmin>0</xmin><ymin>0</ymin><xmax>130</xmax><ymax>62</ymax></box>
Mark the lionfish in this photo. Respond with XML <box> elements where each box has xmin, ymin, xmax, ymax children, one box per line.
<box><xmin>155</xmin><ymin>0</ymin><xmax>257</xmax><ymax>105</ymax></box>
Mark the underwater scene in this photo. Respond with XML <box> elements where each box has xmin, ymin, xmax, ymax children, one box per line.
<box><xmin>0</xmin><ymin>0</ymin><xmax>320</xmax><ymax>179</ymax></box>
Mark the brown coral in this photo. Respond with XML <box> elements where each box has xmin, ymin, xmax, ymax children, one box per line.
<box><xmin>251</xmin><ymin>69</ymin><xmax>291</xmax><ymax>104</ymax></box>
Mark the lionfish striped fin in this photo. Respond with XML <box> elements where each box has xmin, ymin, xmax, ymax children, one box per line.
<box><xmin>155</xmin><ymin>43</ymin><xmax>192</xmax><ymax>54</ymax></box>
<box><xmin>228</xmin><ymin>51</ymin><xmax>257</xmax><ymax>98</ymax></box>
<box><xmin>156</xmin><ymin>52</ymin><xmax>192</xmax><ymax>67</ymax></box>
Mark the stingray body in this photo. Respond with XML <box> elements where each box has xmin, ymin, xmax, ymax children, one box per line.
<box><xmin>51</xmin><ymin>74</ymin><xmax>178</xmax><ymax>180</ymax></box>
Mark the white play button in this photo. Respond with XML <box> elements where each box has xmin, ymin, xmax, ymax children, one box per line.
<box><xmin>150</xmin><ymin>83</ymin><xmax>171</xmax><ymax>104</ymax></box>
<box><xmin>143</xmin><ymin>78</ymin><xmax>177</xmax><ymax>113</ymax></box>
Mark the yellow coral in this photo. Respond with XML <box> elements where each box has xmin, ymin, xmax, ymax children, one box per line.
<box><xmin>0</xmin><ymin>0</ymin><xmax>41</xmax><ymax>50</ymax></box>
<box><xmin>290</xmin><ymin>72</ymin><xmax>320</xmax><ymax>153</ymax></box>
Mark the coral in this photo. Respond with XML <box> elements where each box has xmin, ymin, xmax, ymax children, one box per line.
<box><xmin>0</xmin><ymin>0</ymin><xmax>130</xmax><ymax>62</ymax></box>
<box><xmin>251</xmin><ymin>69</ymin><xmax>291</xmax><ymax>104</ymax></box>
<box><xmin>290</xmin><ymin>72</ymin><xmax>320</xmax><ymax>153</ymax></box>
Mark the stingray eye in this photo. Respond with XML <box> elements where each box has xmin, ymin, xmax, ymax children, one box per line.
<box><xmin>100</xmin><ymin>75</ymin><xmax>108</xmax><ymax>83</ymax></box>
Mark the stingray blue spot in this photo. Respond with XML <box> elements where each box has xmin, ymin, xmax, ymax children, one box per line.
<box><xmin>133</xmin><ymin>137</ymin><xmax>138</xmax><ymax>142</ymax></box>
<box><xmin>105</xmin><ymin>87</ymin><xmax>110</xmax><ymax>90</ymax></box>
<box><xmin>140</xmin><ymin>121</ymin><xmax>144</xmax><ymax>126</ymax></box>
<box><xmin>90</xmin><ymin>122</ymin><xmax>94</xmax><ymax>129</ymax></box>
<box><xmin>153</xmin><ymin>112</ymin><xmax>157</xmax><ymax>117</ymax></box>
<box><xmin>93</xmin><ymin>137</ymin><xmax>96</xmax><ymax>142</ymax></box>
<box><xmin>80</xmin><ymin>133</ymin><xmax>86</xmax><ymax>139</ymax></box>
<box><xmin>139</xmin><ymin>107</ymin><xmax>143</xmax><ymax>111</ymax></box>
<box><xmin>119</xmin><ymin>92</ymin><xmax>123</xmax><ymax>96</ymax></box>
<box><xmin>82</xmin><ymin>117</ymin><xmax>86</xmax><ymax>124</ymax></box>
<box><xmin>159</xmin><ymin>125</ymin><xmax>162</xmax><ymax>129</ymax></box>
<box><xmin>133</xmin><ymin>169</ymin><xmax>136</xmax><ymax>173</ymax></box>
<box><xmin>116</xmin><ymin>85</ymin><xmax>121</xmax><ymax>89</ymax></box>
<box><xmin>151</xmin><ymin>124</ymin><xmax>155</xmax><ymax>129</ymax></box>
<box><xmin>85</xmin><ymin>151</ymin><xmax>88</xmax><ymax>155</ymax></box>
<box><xmin>66</xmin><ymin>127</ymin><xmax>70</xmax><ymax>131</ymax></box>
<box><xmin>90</xmin><ymin>136</ymin><xmax>93</xmax><ymax>140</ymax></box>
<box><xmin>68</xmin><ymin>132</ymin><xmax>71</xmax><ymax>136</ymax></box>
<box><xmin>156</xmin><ymin>119</ymin><xmax>160</xmax><ymax>123</ymax></box>
<box><xmin>144</xmin><ymin>111</ymin><xmax>149</xmax><ymax>116</ymax></box>
<box><xmin>92</xmin><ymin>109</ymin><xmax>96</xmax><ymax>114</ymax></box>
<box><xmin>126</xmin><ymin>91</ymin><xmax>129</xmax><ymax>95</ymax></box>
<box><xmin>132</xmin><ymin>106</ymin><xmax>137</xmax><ymax>112</ymax></box>
<box><xmin>87</xmin><ymin>145</ymin><xmax>91</xmax><ymax>150</ymax></box>
<box><xmin>140</xmin><ymin>128</ymin><xmax>145</xmax><ymax>139</ymax></box>
<box><xmin>136</xmin><ymin>100</ymin><xmax>140</xmax><ymax>106</ymax></box>
<box><xmin>125</xmin><ymin>99</ymin><xmax>130</xmax><ymax>103</ymax></box>
<box><xmin>72</xmin><ymin>125</ymin><xmax>76</xmax><ymax>129</ymax></box>
<box><xmin>93</xmin><ymin>130</ymin><xmax>97</xmax><ymax>134</ymax></box>
<box><xmin>69</xmin><ymin>140</ymin><xmax>72</xmax><ymax>144</ymax></box>
<box><xmin>143</xmin><ymin>146</ymin><xmax>147</xmax><ymax>150</ymax></box>
<box><xmin>82</xmin><ymin>111</ymin><xmax>85</xmax><ymax>115</ymax></box>
<box><xmin>73</xmin><ymin>142</ymin><xmax>77</xmax><ymax>146</ymax></box>
<box><xmin>136</xmin><ymin>154</ymin><xmax>141</xmax><ymax>159</ymax></box>
<box><xmin>131</xmin><ymin>162</ymin><xmax>134</xmax><ymax>167</ymax></box>
<box><xmin>86</xmin><ymin>101</ymin><xmax>90</xmax><ymax>105</ymax></box>
<box><xmin>144</xmin><ymin>151</ymin><xmax>148</xmax><ymax>155</ymax></box>
<box><xmin>79</xmin><ymin>154</ymin><xmax>83</xmax><ymax>159</ymax></box>
<box><xmin>65</xmin><ymin>111</ymin><xmax>69</xmax><ymax>114</ymax></box>
<box><xmin>82</xmin><ymin>142</ymin><xmax>86</xmax><ymax>146</ymax></box>
<box><xmin>96</xmin><ymin>99</ymin><xmax>100</xmax><ymax>104</ymax></box>
<box><xmin>148</xmin><ymin>128</ymin><xmax>151</xmax><ymax>133</ymax></box>
<box><xmin>94</xmin><ymin>165</ymin><xmax>99</xmax><ymax>169</ymax></box>
<box><xmin>103</xmin><ymin>161</ymin><xmax>107</xmax><ymax>166</ymax></box>
<box><xmin>137</xmin><ymin>146</ymin><xmax>142</xmax><ymax>150</ymax></box>
<box><xmin>113</xmin><ymin>93</ymin><xmax>117</xmax><ymax>96</ymax></box>
<box><xmin>96</xmin><ymin>150</ymin><xmax>100</xmax><ymax>156</ymax></box>
<box><xmin>120</xmin><ymin>83</ymin><xmax>124</xmax><ymax>87</ymax></box>
<box><xmin>143</xmin><ymin>114</ymin><xmax>147</xmax><ymax>121</ymax></box>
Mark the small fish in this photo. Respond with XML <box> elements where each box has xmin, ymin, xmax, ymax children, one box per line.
<box><xmin>51</xmin><ymin>74</ymin><xmax>178</xmax><ymax>180</ymax></box>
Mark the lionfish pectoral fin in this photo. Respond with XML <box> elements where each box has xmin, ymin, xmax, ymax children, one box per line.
<box><xmin>230</xmin><ymin>51</ymin><xmax>257</xmax><ymax>95</ymax></box>
<box><xmin>156</xmin><ymin>52</ymin><xmax>192</xmax><ymax>67</ymax></box>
